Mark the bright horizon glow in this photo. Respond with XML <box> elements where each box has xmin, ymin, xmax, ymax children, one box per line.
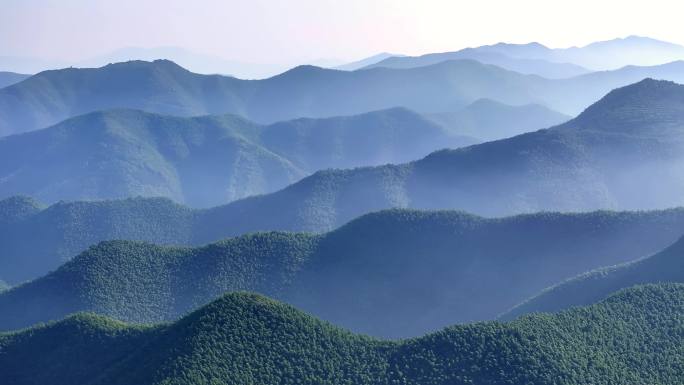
<box><xmin>3</xmin><ymin>0</ymin><xmax>684</xmax><ymax>67</ymax></box>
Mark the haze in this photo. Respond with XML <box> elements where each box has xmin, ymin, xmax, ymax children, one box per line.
<box><xmin>3</xmin><ymin>0</ymin><xmax>684</xmax><ymax>75</ymax></box>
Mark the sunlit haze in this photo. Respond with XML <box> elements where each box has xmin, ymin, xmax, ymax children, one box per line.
<box><xmin>3</xmin><ymin>0</ymin><xmax>684</xmax><ymax>69</ymax></box>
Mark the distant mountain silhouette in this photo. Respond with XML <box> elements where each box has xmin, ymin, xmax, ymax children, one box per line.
<box><xmin>476</xmin><ymin>35</ymin><xmax>684</xmax><ymax>70</ymax></box>
<box><xmin>365</xmin><ymin>48</ymin><xmax>590</xmax><ymax>78</ymax></box>
<box><xmin>0</xmin><ymin>107</ymin><xmax>470</xmax><ymax>206</ymax></box>
<box><xmin>428</xmin><ymin>99</ymin><xmax>570</xmax><ymax>140</ymax></box>
<box><xmin>3</xmin><ymin>59</ymin><xmax>684</xmax><ymax>136</ymax></box>
<box><xmin>0</xmin><ymin>71</ymin><xmax>29</xmax><ymax>88</ymax></box>
<box><xmin>335</xmin><ymin>52</ymin><xmax>405</xmax><ymax>71</ymax></box>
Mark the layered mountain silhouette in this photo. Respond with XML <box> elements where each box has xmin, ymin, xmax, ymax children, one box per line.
<box><xmin>0</xmin><ymin>107</ymin><xmax>471</xmax><ymax>206</ymax></box>
<box><xmin>502</xmin><ymin>235</ymin><xmax>684</xmax><ymax>320</ymax></box>
<box><xmin>0</xmin><ymin>71</ymin><xmax>29</xmax><ymax>89</ymax></box>
<box><xmin>364</xmin><ymin>48</ymin><xmax>591</xmax><ymax>78</ymax></box>
<box><xmin>334</xmin><ymin>52</ymin><xmax>403</xmax><ymax>71</ymax></box>
<box><xmin>177</xmin><ymin>79</ymin><xmax>684</xmax><ymax>231</ymax></box>
<box><xmin>3</xmin><ymin>206</ymin><xmax>684</xmax><ymax>337</ymax></box>
<box><xmin>473</xmin><ymin>35</ymin><xmax>684</xmax><ymax>70</ymax></box>
<box><xmin>428</xmin><ymin>98</ymin><xmax>570</xmax><ymax>140</ymax></box>
<box><xmin>3</xmin><ymin>59</ymin><xmax>684</xmax><ymax>136</ymax></box>
<box><xmin>1</xmin><ymin>284</ymin><xmax>683</xmax><ymax>384</ymax></box>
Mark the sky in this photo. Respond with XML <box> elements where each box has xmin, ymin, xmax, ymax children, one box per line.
<box><xmin>2</xmin><ymin>0</ymin><xmax>684</xmax><ymax>67</ymax></box>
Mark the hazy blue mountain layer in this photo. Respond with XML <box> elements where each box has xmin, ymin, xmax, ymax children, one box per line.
<box><xmin>0</xmin><ymin>107</ymin><xmax>472</xmax><ymax>206</ymax></box>
<box><xmin>0</xmin><ymin>71</ymin><xmax>29</xmax><ymax>89</ymax></box>
<box><xmin>428</xmin><ymin>98</ymin><xmax>570</xmax><ymax>140</ymax></box>
<box><xmin>2</xmin><ymin>59</ymin><xmax>684</xmax><ymax>136</ymax></box>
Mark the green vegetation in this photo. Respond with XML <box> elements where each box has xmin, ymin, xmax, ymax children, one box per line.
<box><xmin>0</xmin><ymin>107</ymin><xmax>472</xmax><ymax>206</ymax></box>
<box><xmin>502</xmin><ymin>234</ymin><xmax>684</xmax><ymax>320</ymax></box>
<box><xmin>4</xmin><ymin>207</ymin><xmax>684</xmax><ymax>338</ymax></box>
<box><xmin>1</xmin><ymin>284</ymin><xmax>683</xmax><ymax>385</ymax></box>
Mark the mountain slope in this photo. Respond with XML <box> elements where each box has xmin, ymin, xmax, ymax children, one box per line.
<box><xmin>0</xmin><ymin>71</ymin><xmax>29</xmax><ymax>88</ymax></box>
<box><xmin>501</xmin><ymin>235</ymin><xmax>684</xmax><ymax>320</ymax></box>
<box><xmin>3</xmin><ymin>207</ymin><xmax>684</xmax><ymax>337</ymax></box>
<box><xmin>1</xmin><ymin>284</ymin><xmax>683</xmax><ymax>385</ymax></box>
<box><xmin>0</xmin><ymin>107</ymin><xmax>469</xmax><ymax>206</ymax></box>
<box><xmin>3</xmin><ymin>58</ymin><xmax>684</xmax><ymax>136</ymax></box>
<box><xmin>428</xmin><ymin>98</ymin><xmax>570</xmax><ymax>140</ymax></box>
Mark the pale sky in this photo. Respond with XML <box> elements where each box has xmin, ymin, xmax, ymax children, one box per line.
<box><xmin>3</xmin><ymin>0</ymin><xmax>684</xmax><ymax>66</ymax></box>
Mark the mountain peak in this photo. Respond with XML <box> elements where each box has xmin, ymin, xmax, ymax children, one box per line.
<box><xmin>569</xmin><ymin>79</ymin><xmax>684</xmax><ymax>132</ymax></box>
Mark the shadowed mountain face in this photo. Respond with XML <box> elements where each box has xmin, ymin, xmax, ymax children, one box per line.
<box><xmin>0</xmin><ymin>71</ymin><xmax>30</xmax><ymax>88</ymax></box>
<box><xmin>1</xmin><ymin>284</ymin><xmax>683</xmax><ymax>385</ymax></box>
<box><xmin>0</xmin><ymin>107</ymin><xmax>472</xmax><ymax>206</ymax></box>
<box><xmin>428</xmin><ymin>99</ymin><xmax>570</xmax><ymax>140</ymax></box>
<box><xmin>3</xmin><ymin>207</ymin><xmax>684</xmax><ymax>338</ymax></box>
<box><xmin>502</xmin><ymin>235</ymin><xmax>684</xmax><ymax>321</ymax></box>
<box><xmin>3</xmin><ymin>59</ymin><xmax>684</xmax><ymax>136</ymax></box>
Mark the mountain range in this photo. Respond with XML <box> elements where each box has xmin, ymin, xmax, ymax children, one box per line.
<box><xmin>364</xmin><ymin>48</ymin><xmax>591</xmax><ymax>78</ymax></box>
<box><xmin>0</xmin><ymin>107</ymin><xmax>474</xmax><ymax>206</ymax></box>
<box><xmin>3</xmin><ymin>205</ymin><xmax>684</xmax><ymax>337</ymax></box>
<box><xmin>159</xmin><ymin>78</ymin><xmax>684</xmax><ymax>232</ymax></box>
<box><xmin>1</xmin><ymin>284</ymin><xmax>683</xmax><ymax>384</ymax></box>
<box><xmin>371</xmin><ymin>35</ymin><xmax>684</xmax><ymax>73</ymax></box>
<box><xmin>4</xmin><ymin>58</ymin><xmax>684</xmax><ymax>136</ymax></box>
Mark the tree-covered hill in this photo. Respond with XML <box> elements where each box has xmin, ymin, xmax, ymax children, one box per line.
<box><xmin>3</xmin><ymin>207</ymin><xmax>684</xmax><ymax>337</ymax></box>
<box><xmin>1</xmin><ymin>284</ymin><xmax>683</xmax><ymax>385</ymax></box>
<box><xmin>501</xmin><ymin>234</ymin><xmax>684</xmax><ymax>320</ymax></box>
<box><xmin>0</xmin><ymin>107</ymin><xmax>472</xmax><ymax>206</ymax></box>
<box><xmin>2</xmin><ymin>58</ymin><xmax>684</xmax><ymax>136</ymax></box>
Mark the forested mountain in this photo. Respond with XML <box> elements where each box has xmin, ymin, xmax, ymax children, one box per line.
<box><xmin>501</xmin><ymin>235</ymin><xmax>684</xmax><ymax>320</ymax></box>
<box><xmin>3</xmin><ymin>207</ymin><xmax>684</xmax><ymax>337</ymax></box>
<box><xmin>0</xmin><ymin>107</ymin><xmax>471</xmax><ymax>206</ymax></box>
<box><xmin>1</xmin><ymin>284</ymin><xmax>683</xmax><ymax>384</ymax></box>
<box><xmin>3</xmin><ymin>58</ymin><xmax>684</xmax><ymax>136</ymax></box>
<box><xmin>428</xmin><ymin>98</ymin><xmax>570</xmax><ymax>140</ymax></box>
<box><xmin>0</xmin><ymin>71</ymin><xmax>29</xmax><ymax>89</ymax></box>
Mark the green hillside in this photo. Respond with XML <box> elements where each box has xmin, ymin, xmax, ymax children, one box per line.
<box><xmin>1</xmin><ymin>284</ymin><xmax>683</xmax><ymax>385</ymax></box>
<box><xmin>4</xmin><ymin>208</ymin><xmax>684</xmax><ymax>338</ymax></box>
<box><xmin>501</xmin><ymin>235</ymin><xmax>684</xmax><ymax>320</ymax></box>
